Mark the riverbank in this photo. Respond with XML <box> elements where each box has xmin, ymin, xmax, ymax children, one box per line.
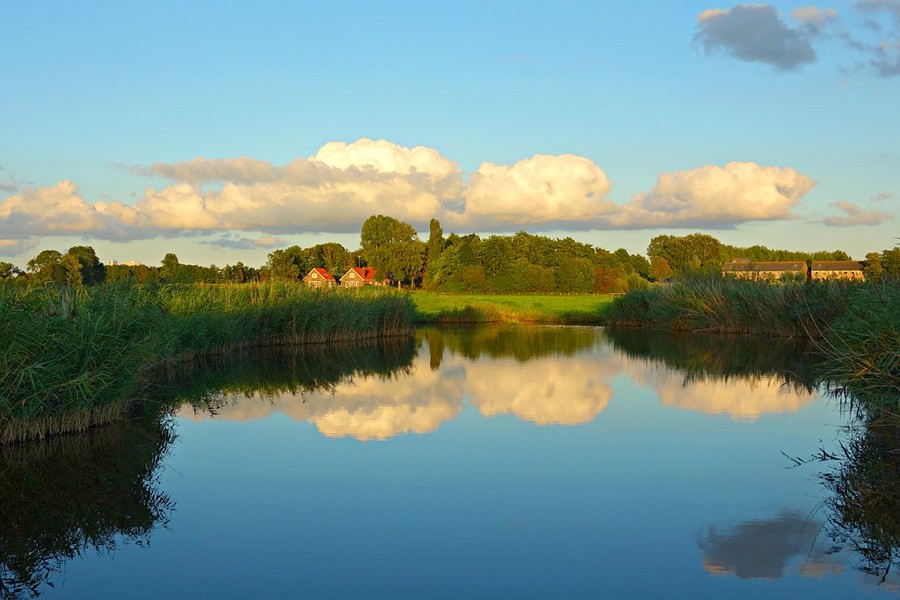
<box><xmin>603</xmin><ymin>278</ymin><xmax>899</xmax><ymax>413</ymax></box>
<box><xmin>0</xmin><ymin>283</ymin><xmax>415</xmax><ymax>443</ymax></box>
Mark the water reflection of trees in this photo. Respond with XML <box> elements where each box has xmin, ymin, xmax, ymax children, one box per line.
<box><xmin>0</xmin><ymin>406</ymin><xmax>174</xmax><ymax>599</ymax></box>
<box><xmin>418</xmin><ymin>325</ymin><xmax>599</xmax><ymax>367</ymax></box>
<box><xmin>605</xmin><ymin>328</ymin><xmax>820</xmax><ymax>392</ymax></box>
<box><xmin>155</xmin><ymin>337</ymin><xmax>417</xmax><ymax>410</ymax></box>
<box><xmin>821</xmin><ymin>418</ymin><xmax>900</xmax><ymax>584</ymax></box>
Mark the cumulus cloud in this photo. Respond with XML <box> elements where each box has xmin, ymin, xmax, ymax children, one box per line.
<box><xmin>612</xmin><ymin>162</ymin><xmax>815</xmax><ymax>228</ymax></box>
<box><xmin>134</xmin><ymin>138</ymin><xmax>464</xmax><ymax>234</ymax></box>
<box><xmin>823</xmin><ymin>200</ymin><xmax>895</xmax><ymax>226</ymax></box>
<box><xmin>450</xmin><ymin>154</ymin><xmax>616</xmax><ymax>230</ymax></box>
<box><xmin>0</xmin><ymin>139</ymin><xmax>821</xmax><ymax>255</ymax></box>
<box><xmin>695</xmin><ymin>5</ymin><xmax>817</xmax><ymax>70</ymax></box>
<box><xmin>0</xmin><ymin>180</ymin><xmax>147</xmax><ymax>242</ymax></box>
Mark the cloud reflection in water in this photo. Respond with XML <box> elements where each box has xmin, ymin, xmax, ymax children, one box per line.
<box><xmin>176</xmin><ymin>327</ymin><xmax>822</xmax><ymax>439</ymax></box>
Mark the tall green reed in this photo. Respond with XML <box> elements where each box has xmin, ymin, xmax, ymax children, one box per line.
<box><xmin>815</xmin><ymin>281</ymin><xmax>900</xmax><ymax>413</ymax></box>
<box><xmin>603</xmin><ymin>278</ymin><xmax>851</xmax><ymax>336</ymax></box>
<box><xmin>1</xmin><ymin>282</ymin><xmax>415</xmax><ymax>443</ymax></box>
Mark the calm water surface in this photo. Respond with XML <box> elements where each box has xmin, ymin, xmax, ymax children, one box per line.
<box><xmin>2</xmin><ymin>326</ymin><xmax>896</xmax><ymax>598</ymax></box>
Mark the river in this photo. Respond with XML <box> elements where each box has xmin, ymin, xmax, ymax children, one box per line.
<box><xmin>1</xmin><ymin>325</ymin><xmax>896</xmax><ymax>598</ymax></box>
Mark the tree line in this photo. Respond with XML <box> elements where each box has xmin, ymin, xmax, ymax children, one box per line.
<box><xmin>2</xmin><ymin>215</ymin><xmax>897</xmax><ymax>291</ymax></box>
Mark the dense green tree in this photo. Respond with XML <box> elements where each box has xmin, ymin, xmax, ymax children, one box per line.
<box><xmin>60</xmin><ymin>254</ymin><xmax>84</xmax><ymax>286</ymax></box>
<box><xmin>864</xmin><ymin>252</ymin><xmax>884</xmax><ymax>281</ymax></box>
<box><xmin>360</xmin><ymin>215</ymin><xmax>425</xmax><ymax>287</ymax></box>
<box><xmin>64</xmin><ymin>246</ymin><xmax>105</xmax><ymax>285</ymax></box>
<box><xmin>315</xmin><ymin>243</ymin><xmax>352</xmax><ymax>274</ymax></box>
<box><xmin>27</xmin><ymin>250</ymin><xmax>65</xmax><ymax>284</ymax></box>
<box><xmin>556</xmin><ymin>255</ymin><xmax>594</xmax><ymax>292</ymax></box>
<box><xmin>266</xmin><ymin>247</ymin><xmax>304</xmax><ymax>280</ymax></box>
<box><xmin>161</xmin><ymin>253</ymin><xmax>180</xmax><ymax>282</ymax></box>
<box><xmin>477</xmin><ymin>236</ymin><xmax>514</xmax><ymax>277</ymax></box>
<box><xmin>882</xmin><ymin>247</ymin><xmax>900</xmax><ymax>279</ymax></box>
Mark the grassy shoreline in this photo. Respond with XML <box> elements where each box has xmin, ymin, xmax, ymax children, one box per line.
<box><xmin>0</xmin><ymin>283</ymin><xmax>415</xmax><ymax>443</ymax></box>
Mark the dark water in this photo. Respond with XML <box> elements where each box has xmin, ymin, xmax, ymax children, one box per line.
<box><xmin>2</xmin><ymin>326</ymin><xmax>897</xmax><ymax>598</ymax></box>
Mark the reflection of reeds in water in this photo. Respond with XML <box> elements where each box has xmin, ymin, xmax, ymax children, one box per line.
<box><xmin>605</xmin><ymin>327</ymin><xmax>820</xmax><ymax>393</ymax></box>
<box><xmin>0</xmin><ymin>283</ymin><xmax>415</xmax><ymax>443</ymax></box>
<box><xmin>153</xmin><ymin>336</ymin><xmax>418</xmax><ymax>414</ymax></box>
<box><xmin>418</xmin><ymin>324</ymin><xmax>601</xmax><ymax>365</ymax></box>
<box><xmin>0</xmin><ymin>410</ymin><xmax>174</xmax><ymax>599</ymax></box>
<box><xmin>822</xmin><ymin>419</ymin><xmax>900</xmax><ymax>584</ymax></box>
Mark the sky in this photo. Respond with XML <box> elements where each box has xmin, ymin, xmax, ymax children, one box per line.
<box><xmin>1</xmin><ymin>0</ymin><xmax>898</xmax><ymax>269</ymax></box>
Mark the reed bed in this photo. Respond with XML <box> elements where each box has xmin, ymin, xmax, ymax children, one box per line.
<box><xmin>0</xmin><ymin>283</ymin><xmax>415</xmax><ymax>443</ymax></box>
<box><xmin>602</xmin><ymin>278</ymin><xmax>851</xmax><ymax>336</ymax></box>
<box><xmin>815</xmin><ymin>281</ymin><xmax>900</xmax><ymax>413</ymax></box>
<box><xmin>604</xmin><ymin>278</ymin><xmax>900</xmax><ymax>416</ymax></box>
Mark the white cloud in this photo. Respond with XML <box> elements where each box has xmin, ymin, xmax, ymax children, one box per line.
<box><xmin>823</xmin><ymin>200</ymin><xmax>895</xmax><ymax>226</ymax></box>
<box><xmin>612</xmin><ymin>162</ymin><xmax>815</xmax><ymax>228</ymax></box>
<box><xmin>0</xmin><ymin>139</ymin><xmax>821</xmax><ymax>256</ymax></box>
<box><xmin>450</xmin><ymin>154</ymin><xmax>615</xmax><ymax>230</ymax></box>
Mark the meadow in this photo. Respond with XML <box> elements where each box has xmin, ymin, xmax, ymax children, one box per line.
<box><xmin>410</xmin><ymin>291</ymin><xmax>615</xmax><ymax>324</ymax></box>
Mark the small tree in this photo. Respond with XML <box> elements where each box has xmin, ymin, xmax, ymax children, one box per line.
<box><xmin>864</xmin><ymin>252</ymin><xmax>884</xmax><ymax>281</ymax></box>
<box><xmin>650</xmin><ymin>256</ymin><xmax>673</xmax><ymax>281</ymax></box>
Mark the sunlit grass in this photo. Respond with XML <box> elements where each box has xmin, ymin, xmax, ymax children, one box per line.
<box><xmin>410</xmin><ymin>291</ymin><xmax>614</xmax><ymax>323</ymax></box>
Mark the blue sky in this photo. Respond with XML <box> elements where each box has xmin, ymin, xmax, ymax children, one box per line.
<box><xmin>1</xmin><ymin>1</ymin><xmax>897</xmax><ymax>268</ymax></box>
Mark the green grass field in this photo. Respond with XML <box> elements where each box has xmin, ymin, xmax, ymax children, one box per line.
<box><xmin>410</xmin><ymin>291</ymin><xmax>615</xmax><ymax>324</ymax></box>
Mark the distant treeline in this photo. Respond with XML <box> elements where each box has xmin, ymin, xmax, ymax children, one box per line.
<box><xmin>2</xmin><ymin>215</ymin><xmax>897</xmax><ymax>293</ymax></box>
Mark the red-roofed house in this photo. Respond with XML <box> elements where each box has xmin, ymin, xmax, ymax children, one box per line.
<box><xmin>340</xmin><ymin>267</ymin><xmax>378</xmax><ymax>288</ymax></box>
<box><xmin>303</xmin><ymin>267</ymin><xmax>337</xmax><ymax>288</ymax></box>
